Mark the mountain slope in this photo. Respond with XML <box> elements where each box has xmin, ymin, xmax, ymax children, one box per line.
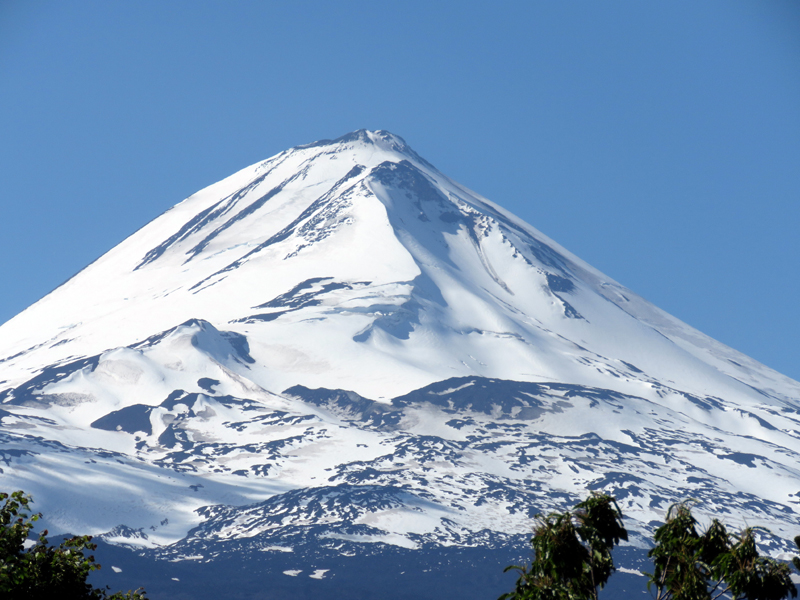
<box><xmin>1</xmin><ymin>130</ymin><xmax>799</xmax><ymax>598</ymax></box>
<box><xmin>2</xmin><ymin>131</ymin><xmax>796</xmax><ymax>403</ymax></box>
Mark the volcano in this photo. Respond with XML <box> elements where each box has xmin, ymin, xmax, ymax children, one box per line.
<box><xmin>1</xmin><ymin>130</ymin><xmax>798</xmax><ymax>599</ymax></box>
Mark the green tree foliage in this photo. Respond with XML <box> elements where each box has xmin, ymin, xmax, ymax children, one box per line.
<box><xmin>499</xmin><ymin>493</ymin><xmax>628</xmax><ymax>600</ymax></box>
<box><xmin>648</xmin><ymin>501</ymin><xmax>798</xmax><ymax>600</ymax></box>
<box><xmin>502</xmin><ymin>495</ymin><xmax>800</xmax><ymax>600</ymax></box>
<box><xmin>0</xmin><ymin>491</ymin><xmax>147</xmax><ymax>600</ymax></box>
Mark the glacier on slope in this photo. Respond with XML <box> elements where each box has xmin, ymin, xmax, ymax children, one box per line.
<box><xmin>0</xmin><ymin>130</ymin><xmax>799</xmax><ymax>597</ymax></box>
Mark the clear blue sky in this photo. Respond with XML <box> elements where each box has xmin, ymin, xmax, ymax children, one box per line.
<box><xmin>1</xmin><ymin>1</ymin><xmax>799</xmax><ymax>381</ymax></box>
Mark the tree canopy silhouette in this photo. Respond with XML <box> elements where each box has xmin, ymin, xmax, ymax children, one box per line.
<box><xmin>0</xmin><ymin>490</ymin><xmax>147</xmax><ymax>600</ymax></box>
<box><xmin>501</xmin><ymin>493</ymin><xmax>799</xmax><ymax>600</ymax></box>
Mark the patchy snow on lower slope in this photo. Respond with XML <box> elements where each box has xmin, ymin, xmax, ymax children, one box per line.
<box><xmin>2</xmin><ymin>320</ymin><xmax>799</xmax><ymax>558</ymax></box>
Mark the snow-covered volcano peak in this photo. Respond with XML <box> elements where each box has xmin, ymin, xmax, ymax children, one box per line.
<box><xmin>0</xmin><ymin>130</ymin><xmax>797</xmax><ymax>405</ymax></box>
<box><xmin>3</xmin><ymin>132</ymin><xmax>800</xmax><ymax>588</ymax></box>
<box><xmin>298</xmin><ymin>129</ymin><xmax>418</xmax><ymax>158</ymax></box>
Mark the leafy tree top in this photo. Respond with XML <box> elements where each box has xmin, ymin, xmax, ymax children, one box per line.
<box><xmin>0</xmin><ymin>490</ymin><xmax>147</xmax><ymax>600</ymax></box>
<box><xmin>501</xmin><ymin>494</ymin><xmax>799</xmax><ymax>600</ymax></box>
